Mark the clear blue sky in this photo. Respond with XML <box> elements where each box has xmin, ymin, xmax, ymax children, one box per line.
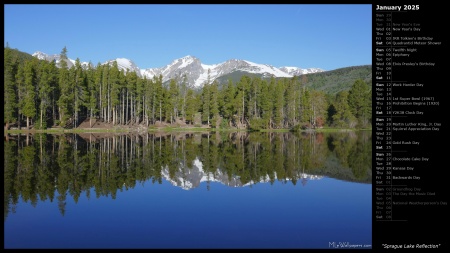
<box><xmin>4</xmin><ymin>4</ymin><xmax>372</xmax><ymax>71</ymax></box>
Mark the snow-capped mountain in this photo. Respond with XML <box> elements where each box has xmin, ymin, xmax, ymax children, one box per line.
<box><xmin>141</xmin><ymin>55</ymin><xmax>204</xmax><ymax>87</ymax></box>
<box><xmin>141</xmin><ymin>55</ymin><xmax>325</xmax><ymax>87</ymax></box>
<box><xmin>279</xmin><ymin>66</ymin><xmax>323</xmax><ymax>76</ymax></box>
<box><xmin>161</xmin><ymin>157</ymin><xmax>323</xmax><ymax>190</ymax></box>
<box><xmin>196</xmin><ymin>58</ymin><xmax>293</xmax><ymax>87</ymax></box>
<box><xmin>32</xmin><ymin>51</ymin><xmax>90</xmax><ymax>69</ymax></box>
<box><xmin>32</xmin><ymin>51</ymin><xmax>325</xmax><ymax>88</ymax></box>
<box><xmin>104</xmin><ymin>58</ymin><xmax>142</xmax><ymax>77</ymax></box>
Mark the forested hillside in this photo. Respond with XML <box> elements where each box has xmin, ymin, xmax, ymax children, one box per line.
<box><xmin>215</xmin><ymin>65</ymin><xmax>372</xmax><ymax>95</ymax></box>
<box><xmin>4</xmin><ymin>47</ymin><xmax>372</xmax><ymax>131</ymax></box>
<box><xmin>301</xmin><ymin>65</ymin><xmax>372</xmax><ymax>94</ymax></box>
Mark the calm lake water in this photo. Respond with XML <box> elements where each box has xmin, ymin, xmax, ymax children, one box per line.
<box><xmin>4</xmin><ymin>131</ymin><xmax>372</xmax><ymax>249</ymax></box>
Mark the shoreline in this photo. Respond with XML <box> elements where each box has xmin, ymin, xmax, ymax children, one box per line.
<box><xmin>4</xmin><ymin>127</ymin><xmax>372</xmax><ymax>134</ymax></box>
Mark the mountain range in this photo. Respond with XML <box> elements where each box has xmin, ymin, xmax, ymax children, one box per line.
<box><xmin>161</xmin><ymin>158</ymin><xmax>323</xmax><ymax>190</ymax></box>
<box><xmin>32</xmin><ymin>51</ymin><xmax>324</xmax><ymax>88</ymax></box>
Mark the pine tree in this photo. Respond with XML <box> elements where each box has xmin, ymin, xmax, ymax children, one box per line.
<box><xmin>259</xmin><ymin>79</ymin><xmax>272</xmax><ymax>128</ymax></box>
<box><xmin>201</xmin><ymin>82</ymin><xmax>210</xmax><ymax>125</ymax></box>
<box><xmin>86</xmin><ymin>62</ymin><xmax>99</xmax><ymax>127</ymax></box>
<box><xmin>284</xmin><ymin>77</ymin><xmax>297</xmax><ymax>128</ymax></box>
<box><xmin>143</xmin><ymin>77</ymin><xmax>154</xmax><ymax>126</ymax></box>
<box><xmin>209</xmin><ymin>80</ymin><xmax>219</xmax><ymax>127</ymax></box>
<box><xmin>94</xmin><ymin>63</ymin><xmax>103</xmax><ymax>124</ymax></box>
<box><xmin>101</xmin><ymin>64</ymin><xmax>109</xmax><ymax>122</ymax></box>
<box><xmin>4</xmin><ymin>48</ymin><xmax>18</xmax><ymax>129</ymax></box>
<box><xmin>348</xmin><ymin>79</ymin><xmax>371</xmax><ymax>128</ymax></box>
<box><xmin>185</xmin><ymin>88</ymin><xmax>197</xmax><ymax>125</ymax></box>
<box><xmin>47</xmin><ymin>60</ymin><xmax>59</xmax><ymax>126</ymax></box>
<box><xmin>57</xmin><ymin>46</ymin><xmax>72</xmax><ymax>127</ymax></box>
<box><xmin>166</xmin><ymin>78</ymin><xmax>178</xmax><ymax>124</ymax></box>
<box><xmin>135</xmin><ymin>73</ymin><xmax>145</xmax><ymax>124</ymax></box>
<box><xmin>221</xmin><ymin>79</ymin><xmax>235</xmax><ymax>127</ymax></box>
<box><xmin>299</xmin><ymin>87</ymin><xmax>312</xmax><ymax>127</ymax></box>
<box><xmin>37</xmin><ymin>60</ymin><xmax>54</xmax><ymax>129</ymax></box>
<box><xmin>154</xmin><ymin>75</ymin><xmax>164</xmax><ymax>123</ymax></box>
<box><xmin>201</xmin><ymin>69</ymin><xmax>212</xmax><ymax>126</ymax></box>
<box><xmin>109</xmin><ymin>61</ymin><xmax>121</xmax><ymax>125</ymax></box>
<box><xmin>72</xmin><ymin>58</ymin><xmax>87</xmax><ymax>127</ymax></box>
<box><xmin>235</xmin><ymin>76</ymin><xmax>250</xmax><ymax>128</ymax></box>
<box><xmin>15</xmin><ymin>63</ymin><xmax>26</xmax><ymax>129</ymax></box>
<box><xmin>249</xmin><ymin>77</ymin><xmax>261</xmax><ymax>119</ymax></box>
<box><xmin>23</xmin><ymin>59</ymin><xmax>37</xmax><ymax>129</ymax></box>
<box><xmin>332</xmin><ymin>91</ymin><xmax>356</xmax><ymax>128</ymax></box>
<box><xmin>180</xmin><ymin>74</ymin><xmax>188</xmax><ymax>121</ymax></box>
<box><xmin>273</xmin><ymin>78</ymin><xmax>285</xmax><ymax>128</ymax></box>
<box><xmin>125</xmin><ymin>69</ymin><xmax>138</xmax><ymax>124</ymax></box>
<box><xmin>310</xmin><ymin>90</ymin><xmax>328</xmax><ymax>128</ymax></box>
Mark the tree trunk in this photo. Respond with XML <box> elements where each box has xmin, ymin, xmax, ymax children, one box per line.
<box><xmin>40</xmin><ymin>107</ymin><xmax>43</xmax><ymax>129</ymax></box>
<box><xmin>143</xmin><ymin>96</ymin><xmax>146</xmax><ymax>126</ymax></box>
<box><xmin>126</xmin><ymin>90</ymin><xmax>129</xmax><ymax>124</ymax></box>
<box><xmin>122</xmin><ymin>90</ymin><xmax>125</xmax><ymax>125</ymax></box>
<box><xmin>107</xmin><ymin>89</ymin><xmax>110</xmax><ymax>123</ymax></box>
<box><xmin>130</xmin><ymin>94</ymin><xmax>134</xmax><ymax>124</ymax></box>
<box><xmin>242</xmin><ymin>90</ymin><xmax>245</xmax><ymax>127</ymax></box>
<box><xmin>59</xmin><ymin>106</ymin><xmax>62</xmax><ymax>123</ymax></box>
<box><xmin>99</xmin><ymin>83</ymin><xmax>102</xmax><ymax>121</ymax></box>
<box><xmin>52</xmin><ymin>92</ymin><xmax>56</xmax><ymax>124</ymax></box>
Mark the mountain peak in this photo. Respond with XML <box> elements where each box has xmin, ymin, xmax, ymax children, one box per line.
<box><xmin>32</xmin><ymin>51</ymin><xmax>51</xmax><ymax>60</ymax></box>
<box><xmin>181</xmin><ymin>55</ymin><xmax>196</xmax><ymax>59</ymax></box>
<box><xmin>32</xmin><ymin>51</ymin><xmax>45</xmax><ymax>56</ymax></box>
<box><xmin>104</xmin><ymin>58</ymin><xmax>142</xmax><ymax>77</ymax></box>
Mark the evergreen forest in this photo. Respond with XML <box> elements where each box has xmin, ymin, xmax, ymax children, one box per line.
<box><xmin>4</xmin><ymin>46</ymin><xmax>372</xmax><ymax>131</ymax></box>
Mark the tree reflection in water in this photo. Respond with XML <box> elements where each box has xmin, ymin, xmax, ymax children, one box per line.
<box><xmin>4</xmin><ymin>131</ymin><xmax>371</xmax><ymax>220</ymax></box>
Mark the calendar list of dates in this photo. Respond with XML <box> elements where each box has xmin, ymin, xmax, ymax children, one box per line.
<box><xmin>373</xmin><ymin>3</ymin><xmax>447</xmax><ymax>250</ymax></box>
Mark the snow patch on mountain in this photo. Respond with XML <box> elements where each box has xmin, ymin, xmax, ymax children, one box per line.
<box><xmin>243</xmin><ymin>60</ymin><xmax>292</xmax><ymax>77</ymax></box>
<box><xmin>194</xmin><ymin>63</ymin><xmax>220</xmax><ymax>87</ymax></box>
<box><xmin>279</xmin><ymin>66</ymin><xmax>324</xmax><ymax>76</ymax></box>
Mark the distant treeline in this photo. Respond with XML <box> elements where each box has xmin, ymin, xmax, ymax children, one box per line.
<box><xmin>4</xmin><ymin>47</ymin><xmax>372</xmax><ymax>130</ymax></box>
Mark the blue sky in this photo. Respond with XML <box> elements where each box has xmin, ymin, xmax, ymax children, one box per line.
<box><xmin>4</xmin><ymin>4</ymin><xmax>371</xmax><ymax>71</ymax></box>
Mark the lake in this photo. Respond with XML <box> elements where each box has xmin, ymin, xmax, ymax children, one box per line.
<box><xmin>4</xmin><ymin>131</ymin><xmax>372</xmax><ymax>249</ymax></box>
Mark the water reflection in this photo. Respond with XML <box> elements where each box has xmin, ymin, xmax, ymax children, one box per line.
<box><xmin>4</xmin><ymin>131</ymin><xmax>371</xmax><ymax>220</ymax></box>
